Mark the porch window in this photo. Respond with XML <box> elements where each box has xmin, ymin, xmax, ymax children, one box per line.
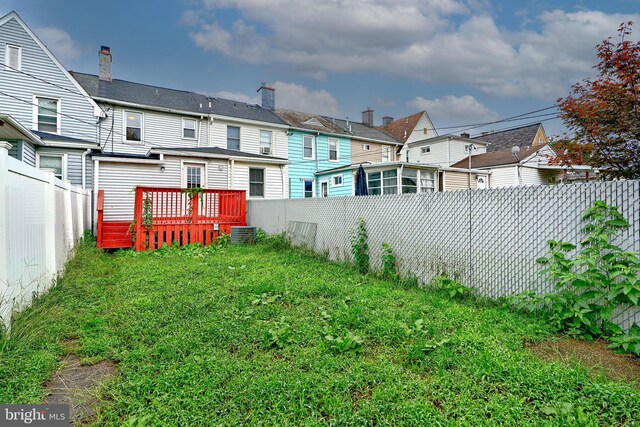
<box><xmin>36</xmin><ymin>97</ymin><xmax>59</xmax><ymax>133</ymax></box>
<box><xmin>227</xmin><ymin>126</ymin><xmax>240</xmax><ymax>150</ymax></box>
<box><xmin>368</xmin><ymin>169</ymin><xmax>397</xmax><ymax>195</ymax></box>
<box><xmin>125</xmin><ymin>111</ymin><xmax>143</xmax><ymax>142</ymax></box>
<box><xmin>420</xmin><ymin>170</ymin><xmax>436</xmax><ymax>192</ymax></box>
<box><xmin>402</xmin><ymin>169</ymin><xmax>417</xmax><ymax>193</ymax></box>
<box><xmin>249</xmin><ymin>168</ymin><xmax>264</xmax><ymax>197</ymax></box>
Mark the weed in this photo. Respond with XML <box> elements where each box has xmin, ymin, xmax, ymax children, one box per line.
<box><xmin>430</xmin><ymin>273</ymin><xmax>471</xmax><ymax>298</ymax></box>
<box><xmin>380</xmin><ymin>243</ymin><xmax>398</xmax><ymax>281</ymax></box>
<box><xmin>349</xmin><ymin>217</ymin><xmax>369</xmax><ymax>274</ymax></box>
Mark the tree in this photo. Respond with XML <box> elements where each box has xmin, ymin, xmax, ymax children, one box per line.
<box><xmin>552</xmin><ymin>22</ymin><xmax>640</xmax><ymax>179</ymax></box>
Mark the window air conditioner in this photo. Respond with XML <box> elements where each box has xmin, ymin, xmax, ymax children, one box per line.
<box><xmin>260</xmin><ymin>146</ymin><xmax>271</xmax><ymax>155</ymax></box>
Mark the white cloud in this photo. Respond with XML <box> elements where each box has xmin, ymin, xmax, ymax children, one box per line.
<box><xmin>186</xmin><ymin>2</ymin><xmax>639</xmax><ymax>100</ymax></box>
<box><xmin>272</xmin><ymin>81</ymin><xmax>338</xmax><ymax>116</ymax></box>
<box><xmin>408</xmin><ymin>95</ymin><xmax>499</xmax><ymax>129</ymax></box>
<box><xmin>35</xmin><ymin>27</ymin><xmax>84</xmax><ymax>62</ymax></box>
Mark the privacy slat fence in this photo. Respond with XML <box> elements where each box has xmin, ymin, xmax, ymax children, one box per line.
<box><xmin>132</xmin><ymin>187</ymin><xmax>246</xmax><ymax>251</ymax></box>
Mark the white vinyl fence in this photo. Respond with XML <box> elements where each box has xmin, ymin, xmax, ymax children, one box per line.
<box><xmin>248</xmin><ymin>180</ymin><xmax>640</xmax><ymax>331</ymax></box>
<box><xmin>0</xmin><ymin>142</ymin><xmax>91</xmax><ymax>329</ymax></box>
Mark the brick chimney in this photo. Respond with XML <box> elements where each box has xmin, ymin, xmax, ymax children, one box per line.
<box><xmin>382</xmin><ymin>116</ymin><xmax>393</xmax><ymax>127</ymax></box>
<box><xmin>362</xmin><ymin>107</ymin><xmax>374</xmax><ymax>127</ymax></box>
<box><xmin>99</xmin><ymin>46</ymin><xmax>112</xmax><ymax>82</ymax></box>
<box><xmin>257</xmin><ymin>82</ymin><xmax>275</xmax><ymax>110</ymax></box>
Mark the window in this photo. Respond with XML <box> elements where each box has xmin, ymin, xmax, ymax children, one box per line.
<box><xmin>227</xmin><ymin>126</ymin><xmax>240</xmax><ymax>150</ymax></box>
<box><xmin>382</xmin><ymin>146</ymin><xmax>390</xmax><ymax>162</ymax></box>
<box><xmin>328</xmin><ymin>138</ymin><xmax>339</xmax><ymax>161</ymax></box>
<box><xmin>260</xmin><ymin>130</ymin><xmax>272</xmax><ymax>155</ymax></box>
<box><xmin>320</xmin><ymin>181</ymin><xmax>328</xmax><ymax>197</ymax></box>
<box><xmin>303</xmin><ymin>180</ymin><xmax>314</xmax><ymax>198</ymax></box>
<box><xmin>420</xmin><ymin>170</ymin><xmax>436</xmax><ymax>192</ymax></box>
<box><xmin>362</xmin><ymin>144</ymin><xmax>370</xmax><ymax>151</ymax></box>
<box><xmin>402</xmin><ymin>169</ymin><xmax>417</xmax><ymax>193</ymax></box>
<box><xmin>368</xmin><ymin>170</ymin><xmax>397</xmax><ymax>195</ymax></box>
<box><xmin>332</xmin><ymin>174</ymin><xmax>343</xmax><ymax>187</ymax></box>
<box><xmin>124</xmin><ymin>111</ymin><xmax>142</xmax><ymax>142</ymax></box>
<box><xmin>182</xmin><ymin>118</ymin><xmax>196</xmax><ymax>139</ymax></box>
<box><xmin>249</xmin><ymin>168</ymin><xmax>264</xmax><ymax>197</ymax></box>
<box><xmin>303</xmin><ymin>135</ymin><xmax>314</xmax><ymax>159</ymax></box>
<box><xmin>36</xmin><ymin>97</ymin><xmax>59</xmax><ymax>133</ymax></box>
<box><xmin>183</xmin><ymin>163</ymin><xmax>204</xmax><ymax>188</ymax></box>
<box><xmin>423</xmin><ymin>127</ymin><xmax>428</xmax><ymax>134</ymax></box>
<box><xmin>420</xmin><ymin>146</ymin><xmax>431</xmax><ymax>154</ymax></box>
<box><xmin>37</xmin><ymin>154</ymin><xmax>64</xmax><ymax>180</ymax></box>
<box><xmin>464</xmin><ymin>144</ymin><xmax>473</xmax><ymax>153</ymax></box>
<box><xmin>5</xmin><ymin>44</ymin><xmax>21</xmax><ymax>71</ymax></box>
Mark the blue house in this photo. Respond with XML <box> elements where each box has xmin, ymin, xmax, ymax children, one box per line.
<box><xmin>275</xmin><ymin>109</ymin><xmax>352</xmax><ymax>198</ymax></box>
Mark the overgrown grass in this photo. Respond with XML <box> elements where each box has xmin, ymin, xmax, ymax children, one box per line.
<box><xmin>1</xmin><ymin>239</ymin><xmax>638</xmax><ymax>426</ymax></box>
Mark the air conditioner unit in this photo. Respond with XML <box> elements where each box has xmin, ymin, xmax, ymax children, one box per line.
<box><xmin>260</xmin><ymin>146</ymin><xmax>271</xmax><ymax>155</ymax></box>
<box><xmin>230</xmin><ymin>226</ymin><xmax>257</xmax><ymax>244</ymax></box>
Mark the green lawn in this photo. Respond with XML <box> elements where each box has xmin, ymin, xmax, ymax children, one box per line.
<box><xmin>1</xmin><ymin>238</ymin><xmax>638</xmax><ymax>426</ymax></box>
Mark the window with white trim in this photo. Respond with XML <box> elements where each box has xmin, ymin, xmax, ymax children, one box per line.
<box><xmin>362</xmin><ymin>144</ymin><xmax>370</xmax><ymax>151</ymax></box>
<box><xmin>420</xmin><ymin>170</ymin><xmax>436</xmax><ymax>192</ymax></box>
<box><xmin>464</xmin><ymin>144</ymin><xmax>473</xmax><ymax>153</ymax></box>
<box><xmin>249</xmin><ymin>168</ymin><xmax>265</xmax><ymax>197</ymax></box>
<box><xmin>182</xmin><ymin>118</ymin><xmax>196</xmax><ymax>139</ymax></box>
<box><xmin>183</xmin><ymin>163</ymin><xmax>205</xmax><ymax>188</ymax></box>
<box><xmin>5</xmin><ymin>44</ymin><xmax>21</xmax><ymax>71</ymax></box>
<box><xmin>368</xmin><ymin>170</ymin><xmax>397</xmax><ymax>195</ymax></box>
<box><xmin>303</xmin><ymin>179</ymin><xmax>314</xmax><ymax>198</ymax></box>
<box><xmin>35</xmin><ymin>97</ymin><xmax>59</xmax><ymax>133</ymax></box>
<box><xmin>382</xmin><ymin>146</ymin><xmax>390</xmax><ymax>162</ymax></box>
<box><xmin>227</xmin><ymin>126</ymin><xmax>240</xmax><ymax>150</ymax></box>
<box><xmin>37</xmin><ymin>154</ymin><xmax>65</xmax><ymax>180</ymax></box>
<box><xmin>328</xmin><ymin>138</ymin><xmax>339</xmax><ymax>161</ymax></box>
<box><xmin>420</xmin><ymin>146</ymin><xmax>431</xmax><ymax>154</ymax></box>
<box><xmin>124</xmin><ymin>111</ymin><xmax>143</xmax><ymax>142</ymax></box>
<box><xmin>260</xmin><ymin>130</ymin><xmax>272</xmax><ymax>155</ymax></box>
<box><xmin>303</xmin><ymin>135</ymin><xmax>314</xmax><ymax>159</ymax></box>
<box><xmin>332</xmin><ymin>174</ymin><xmax>343</xmax><ymax>187</ymax></box>
<box><xmin>402</xmin><ymin>169</ymin><xmax>417</xmax><ymax>193</ymax></box>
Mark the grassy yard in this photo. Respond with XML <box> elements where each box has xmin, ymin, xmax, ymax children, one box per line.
<box><xmin>1</xmin><ymin>238</ymin><xmax>638</xmax><ymax>426</ymax></box>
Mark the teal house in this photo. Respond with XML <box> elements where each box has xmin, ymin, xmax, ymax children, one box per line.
<box><xmin>275</xmin><ymin>109</ymin><xmax>352</xmax><ymax>198</ymax></box>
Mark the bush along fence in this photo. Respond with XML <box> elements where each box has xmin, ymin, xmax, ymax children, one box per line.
<box><xmin>0</xmin><ymin>143</ymin><xmax>91</xmax><ymax>330</ymax></box>
<box><xmin>247</xmin><ymin>180</ymin><xmax>640</xmax><ymax>333</ymax></box>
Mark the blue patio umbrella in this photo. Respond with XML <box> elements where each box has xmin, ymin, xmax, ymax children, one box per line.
<box><xmin>355</xmin><ymin>164</ymin><xmax>368</xmax><ymax>196</ymax></box>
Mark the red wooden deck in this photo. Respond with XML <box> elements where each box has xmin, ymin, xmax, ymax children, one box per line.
<box><xmin>96</xmin><ymin>187</ymin><xmax>246</xmax><ymax>251</ymax></box>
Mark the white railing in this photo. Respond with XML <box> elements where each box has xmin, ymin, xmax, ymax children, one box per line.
<box><xmin>0</xmin><ymin>142</ymin><xmax>91</xmax><ymax>329</ymax></box>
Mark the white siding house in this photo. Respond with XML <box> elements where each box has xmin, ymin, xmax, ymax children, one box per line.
<box><xmin>406</xmin><ymin>135</ymin><xmax>488</xmax><ymax>167</ymax></box>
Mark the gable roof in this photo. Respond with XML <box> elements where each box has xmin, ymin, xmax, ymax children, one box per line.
<box><xmin>274</xmin><ymin>109</ymin><xmax>348</xmax><ymax>135</ymax></box>
<box><xmin>327</xmin><ymin>117</ymin><xmax>402</xmax><ymax>145</ymax></box>
<box><xmin>376</xmin><ymin>111</ymin><xmax>426</xmax><ymax>143</ymax></box>
<box><xmin>70</xmin><ymin>72</ymin><xmax>287</xmax><ymax>126</ymax></box>
<box><xmin>473</xmin><ymin>123</ymin><xmax>543</xmax><ymax>152</ymax></box>
<box><xmin>450</xmin><ymin>145</ymin><xmax>545</xmax><ymax>169</ymax></box>
<box><xmin>0</xmin><ymin>12</ymin><xmax>104</xmax><ymax>119</ymax></box>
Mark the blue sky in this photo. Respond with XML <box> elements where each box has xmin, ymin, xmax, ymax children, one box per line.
<box><xmin>4</xmin><ymin>0</ymin><xmax>639</xmax><ymax>137</ymax></box>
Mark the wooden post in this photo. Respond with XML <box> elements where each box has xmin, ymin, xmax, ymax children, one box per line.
<box><xmin>240</xmin><ymin>191</ymin><xmax>247</xmax><ymax>226</ymax></box>
<box><xmin>96</xmin><ymin>190</ymin><xmax>104</xmax><ymax>248</ymax></box>
<box><xmin>134</xmin><ymin>187</ymin><xmax>144</xmax><ymax>251</ymax></box>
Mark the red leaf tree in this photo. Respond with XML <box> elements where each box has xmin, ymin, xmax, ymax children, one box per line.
<box><xmin>552</xmin><ymin>22</ymin><xmax>640</xmax><ymax>179</ymax></box>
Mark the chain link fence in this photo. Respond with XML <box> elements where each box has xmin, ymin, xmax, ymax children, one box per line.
<box><xmin>248</xmin><ymin>180</ymin><xmax>640</xmax><ymax>331</ymax></box>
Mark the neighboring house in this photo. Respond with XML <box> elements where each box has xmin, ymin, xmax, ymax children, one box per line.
<box><xmin>71</xmin><ymin>50</ymin><xmax>290</xmax><ymax>226</ymax></box>
<box><xmin>377</xmin><ymin>111</ymin><xmax>438</xmax><ymax>159</ymax></box>
<box><xmin>327</xmin><ymin>108</ymin><xmax>402</xmax><ymax>165</ymax></box>
<box><xmin>318</xmin><ymin>161</ymin><xmax>441</xmax><ymax>195</ymax></box>
<box><xmin>274</xmin><ymin>108</ymin><xmax>352</xmax><ymax>198</ymax></box>
<box><xmin>474</xmin><ymin>123</ymin><xmax>547</xmax><ymax>152</ymax></box>
<box><xmin>450</xmin><ymin>144</ymin><xmax>564</xmax><ymax>188</ymax></box>
<box><xmin>0</xmin><ymin>11</ymin><xmax>103</xmax><ymax>187</ymax></box>
<box><xmin>405</xmin><ymin>134</ymin><xmax>488</xmax><ymax>167</ymax></box>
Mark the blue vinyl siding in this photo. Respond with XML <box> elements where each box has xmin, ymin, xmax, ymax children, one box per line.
<box><xmin>287</xmin><ymin>130</ymin><xmax>351</xmax><ymax>198</ymax></box>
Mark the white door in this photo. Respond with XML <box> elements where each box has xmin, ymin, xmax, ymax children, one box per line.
<box><xmin>183</xmin><ymin>163</ymin><xmax>205</xmax><ymax>188</ymax></box>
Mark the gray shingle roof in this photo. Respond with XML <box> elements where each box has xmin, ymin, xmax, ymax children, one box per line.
<box><xmin>473</xmin><ymin>123</ymin><xmax>542</xmax><ymax>152</ymax></box>
<box><xmin>326</xmin><ymin>118</ymin><xmax>401</xmax><ymax>144</ymax></box>
<box><xmin>155</xmin><ymin>146</ymin><xmax>287</xmax><ymax>161</ymax></box>
<box><xmin>33</xmin><ymin>130</ymin><xmax>96</xmax><ymax>144</ymax></box>
<box><xmin>70</xmin><ymin>72</ymin><xmax>286</xmax><ymax>125</ymax></box>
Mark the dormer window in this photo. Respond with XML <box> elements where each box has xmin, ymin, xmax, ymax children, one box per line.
<box><xmin>5</xmin><ymin>44</ymin><xmax>21</xmax><ymax>71</ymax></box>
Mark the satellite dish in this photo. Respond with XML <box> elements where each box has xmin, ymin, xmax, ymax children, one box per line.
<box><xmin>511</xmin><ymin>146</ymin><xmax>520</xmax><ymax>158</ymax></box>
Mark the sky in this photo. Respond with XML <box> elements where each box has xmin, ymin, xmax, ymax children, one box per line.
<box><xmin>3</xmin><ymin>0</ymin><xmax>639</xmax><ymax>138</ymax></box>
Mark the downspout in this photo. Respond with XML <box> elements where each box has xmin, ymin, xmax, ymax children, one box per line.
<box><xmin>280</xmin><ymin>165</ymin><xmax>286</xmax><ymax>198</ymax></box>
<box><xmin>398</xmin><ymin>163</ymin><xmax>404</xmax><ymax>194</ymax></box>
<box><xmin>81</xmin><ymin>148</ymin><xmax>91</xmax><ymax>189</ymax></box>
<box><xmin>315</xmin><ymin>133</ymin><xmax>319</xmax><ymax>196</ymax></box>
<box><xmin>208</xmin><ymin>115</ymin><xmax>213</xmax><ymax>147</ymax></box>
